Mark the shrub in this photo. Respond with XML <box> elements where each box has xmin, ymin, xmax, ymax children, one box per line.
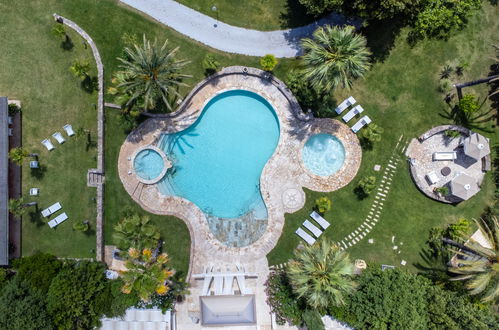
<box><xmin>265</xmin><ymin>271</ymin><xmax>305</xmax><ymax>325</ymax></box>
<box><xmin>8</xmin><ymin>147</ymin><xmax>29</xmax><ymax>166</ymax></box>
<box><xmin>73</xmin><ymin>221</ymin><xmax>90</xmax><ymax>232</ymax></box>
<box><xmin>51</xmin><ymin>23</ymin><xmax>66</xmax><ymax>39</ymax></box>
<box><xmin>12</xmin><ymin>253</ymin><xmax>63</xmax><ymax>294</ymax></box>
<box><xmin>434</xmin><ymin>186</ymin><xmax>449</xmax><ymax>196</ymax></box>
<box><xmin>447</xmin><ymin>218</ymin><xmax>472</xmax><ymax>240</ymax></box>
<box><xmin>358</xmin><ymin>176</ymin><xmax>376</xmax><ymax>196</ymax></box>
<box><xmin>202</xmin><ymin>54</ymin><xmax>220</xmax><ymax>76</ymax></box>
<box><xmin>360</xmin><ymin>123</ymin><xmax>384</xmax><ymax>148</ymax></box>
<box><xmin>458</xmin><ymin>94</ymin><xmax>480</xmax><ymax>115</ymax></box>
<box><xmin>260</xmin><ymin>54</ymin><xmax>278</xmax><ymax>72</ymax></box>
<box><xmin>444</xmin><ymin>129</ymin><xmax>460</xmax><ymax>138</ymax></box>
<box><xmin>69</xmin><ymin>59</ymin><xmax>90</xmax><ymax>79</ymax></box>
<box><xmin>440</xmin><ymin>64</ymin><xmax>453</xmax><ymax>79</ymax></box>
<box><xmin>298</xmin><ymin>0</ymin><xmax>343</xmax><ymax>16</ymax></box>
<box><xmin>315</xmin><ymin>196</ymin><xmax>332</xmax><ymax>213</ymax></box>
<box><xmin>8</xmin><ymin>103</ymin><xmax>20</xmax><ymax>115</ymax></box>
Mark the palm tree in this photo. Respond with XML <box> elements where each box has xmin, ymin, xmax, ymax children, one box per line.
<box><xmin>9</xmin><ymin>198</ymin><xmax>37</xmax><ymax>218</ymax></box>
<box><xmin>113</xmin><ymin>214</ymin><xmax>161</xmax><ymax>251</ymax></box>
<box><xmin>73</xmin><ymin>220</ymin><xmax>89</xmax><ymax>232</ymax></box>
<box><xmin>301</xmin><ymin>25</ymin><xmax>371</xmax><ymax>92</ymax></box>
<box><xmin>444</xmin><ymin>217</ymin><xmax>499</xmax><ymax>302</ymax></box>
<box><xmin>361</xmin><ymin>123</ymin><xmax>384</xmax><ymax>143</ymax></box>
<box><xmin>113</xmin><ymin>35</ymin><xmax>191</xmax><ymax>112</ymax></box>
<box><xmin>8</xmin><ymin>147</ymin><xmax>29</xmax><ymax>165</ymax></box>
<box><xmin>120</xmin><ymin>248</ymin><xmax>174</xmax><ymax>301</ymax></box>
<box><xmin>69</xmin><ymin>60</ymin><xmax>90</xmax><ymax>79</ymax></box>
<box><xmin>287</xmin><ymin>239</ymin><xmax>355</xmax><ymax>310</ymax></box>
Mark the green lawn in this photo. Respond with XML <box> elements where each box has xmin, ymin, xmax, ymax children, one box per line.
<box><xmin>174</xmin><ymin>0</ymin><xmax>317</xmax><ymax>31</ymax></box>
<box><xmin>267</xmin><ymin>3</ymin><xmax>498</xmax><ymax>270</ymax></box>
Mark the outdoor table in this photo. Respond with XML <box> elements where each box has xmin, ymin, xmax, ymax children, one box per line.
<box><xmin>441</xmin><ymin>166</ymin><xmax>451</xmax><ymax>176</ymax></box>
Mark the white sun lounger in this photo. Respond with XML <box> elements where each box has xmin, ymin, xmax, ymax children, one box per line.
<box><xmin>426</xmin><ymin>171</ymin><xmax>439</xmax><ymax>185</ymax></box>
<box><xmin>63</xmin><ymin>124</ymin><xmax>75</xmax><ymax>137</ymax></box>
<box><xmin>41</xmin><ymin>139</ymin><xmax>55</xmax><ymax>151</ymax></box>
<box><xmin>296</xmin><ymin>228</ymin><xmax>316</xmax><ymax>245</ymax></box>
<box><xmin>54</xmin><ymin>212</ymin><xmax>68</xmax><ymax>225</ymax></box>
<box><xmin>351</xmin><ymin>115</ymin><xmax>372</xmax><ymax>133</ymax></box>
<box><xmin>213</xmin><ymin>276</ymin><xmax>223</xmax><ymax>295</ymax></box>
<box><xmin>41</xmin><ymin>202</ymin><xmax>62</xmax><ymax>218</ymax></box>
<box><xmin>433</xmin><ymin>152</ymin><xmax>457</xmax><ymax>161</ymax></box>
<box><xmin>48</xmin><ymin>219</ymin><xmax>58</xmax><ymax>228</ymax></box>
<box><xmin>52</xmin><ymin>132</ymin><xmax>65</xmax><ymax>144</ymax></box>
<box><xmin>343</xmin><ymin>105</ymin><xmax>364</xmax><ymax>123</ymax></box>
<box><xmin>201</xmin><ymin>266</ymin><xmax>214</xmax><ymax>296</ymax></box>
<box><xmin>310</xmin><ymin>211</ymin><xmax>330</xmax><ymax>229</ymax></box>
<box><xmin>335</xmin><ymin>96</ymin><xmax>356</xmax><ymax>114</ymax></box>
<box><xmin>236</xmin><ymin>275</ymin><xmax>250</xmax><ymax>295</ymax></box>
<box><xmin>303</xmin><ymin>220</ymin><xmax>323</xmax><ymax>237</ymax></box>
<box><xmin>223</xmin><ymin>275</ymin><xmax>233</xmax><ymax>295</ymax></box>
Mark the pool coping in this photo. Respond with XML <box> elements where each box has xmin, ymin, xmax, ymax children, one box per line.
<box><xmin>117</xmin><ymin>66</ymin><xmax>362</xmax><ymax>279</ymax></box>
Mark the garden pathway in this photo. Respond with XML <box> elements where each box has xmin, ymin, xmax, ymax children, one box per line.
<box><xmin>119</xmin><ymin>0</ymin><xmax>359</xmax><ymax>57</ymax></box>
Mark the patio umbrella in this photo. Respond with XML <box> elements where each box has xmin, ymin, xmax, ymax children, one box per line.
<box><xmin>462</xmin><ymin>133</ymin><xmax>490</xmax><ymax>160</ymax></box>
<box><xmin>450</xmin><ymin>173</ymin><xmax>479</xmax><ymax>201</ymax></box>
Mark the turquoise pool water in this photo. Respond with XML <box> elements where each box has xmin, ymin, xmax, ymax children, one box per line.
<box><xmin>134</xmin><ymin>149</ymin><xmax>164</xmax><ymax>181</ymax></box>
<box><xmin>157</xmin><ymin>90</ymin><xmax>280</xmax><ymax>219</ymax></box>
<box><xmin>302</xmin><ymin>133</ymin><xmax>345</xmax><ymax>176</ymax></box>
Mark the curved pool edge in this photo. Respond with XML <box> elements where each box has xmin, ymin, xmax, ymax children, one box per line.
<box><xmin>117</xmin><ymin>66</ymin><xmax>362</xmax><ymax>280</ymax></box>
<box><xmin>131</xmin><ymin>145</ymin><xmax>171</xmax><ymax>185</ymax></box>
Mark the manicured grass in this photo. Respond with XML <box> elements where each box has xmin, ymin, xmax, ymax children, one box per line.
<box><xmin>0</xmin><ymin>2</ymin><xmax>98</xmax><ymax>257</ymax></box>
<box><xmin>267</xmin><ymin>3</ymin><xmax>498</xmax><ymax>270</ymax></box>
<box><xmin>174</xmin><ymin>0</ymin><xmax>317</xmax><ymax>30</ymax></box>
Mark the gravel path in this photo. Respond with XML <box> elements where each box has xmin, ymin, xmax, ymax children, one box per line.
<box><xmin>120</xmin><ymin>0</ymin><xmax>358</xmax><ymax>57</ymax></box>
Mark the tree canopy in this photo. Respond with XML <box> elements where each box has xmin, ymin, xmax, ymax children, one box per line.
<box><xmin>13</xmin><ymin>253</ymin><xmax>63</xmax><ymax>293</ymax></box>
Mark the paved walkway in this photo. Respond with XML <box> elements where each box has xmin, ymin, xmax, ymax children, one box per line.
<box><xmin>119</xmin><ymin>0</ymin><xmax>358</xmax><ymax>57</ymax></box>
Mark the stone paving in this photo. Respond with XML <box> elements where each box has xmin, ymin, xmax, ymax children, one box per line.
<box><xmin>117</xmin><ymin>67</ymin><xmax>361</xmax><ymax>328</ymax></box>
<box><xmin>406</xmin><ymin>126</ymin><xmax>486</xmax><ymax>203</ymax></box>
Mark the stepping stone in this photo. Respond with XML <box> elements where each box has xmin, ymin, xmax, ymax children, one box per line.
<box><xmin>381</xmin><ymin>198</ymin><xmax>386</xmax><ymax>201</ymax></box>
<box><xmin>368</xmin><ymin>238</ymin><xmax>374</xmax><ymax>244</ymax></box>
<box><xmin>401</xmin><ymin>260</ymin><xmax>406</xmax><ymax>266</ymax></box>
<box><xmin>347</xmin><ymin>234</ymin><xmax>352</xmax><ymax>239</ymax></box>
<box><xmin>400</xmin><ymin>242</ymin><xmax>403</xmax><ymax>245</ymax></box>
<box><xmin>393</xmin><ymin>245</ymin><xmax>398</xmax><ymax>250</ymax></box>
<box><xmin>378</xmin><ymin>192</ymin><xmax>387</xmax><ymax>197</ymax></box>
<box><xmin>347</xmin><ymin>242</ymin><xmax>352</xmax><ymax>247</ymax></box>
<box><xmin>365</xmin><ymin>223</ymin><xmax>372</xmax><ymax>229</ymax></box>
<box><xmin>391</xmin><ymin>236</ymin><xmax>395</xmax><ymax>243</ymax></box>
<box><xmin>382</xmin><ymin>175</ymin><xmax>388</xmax><ymax>179</ymax></box>
<box><xmin>375</xmin><ymin>195</ymin><xmax>380</xmax><ymax>200</ymax></box>
<box><xmin>374</xmin><ymin>164</ymin><xmax>381</xmax><ymax>171</ymax></box>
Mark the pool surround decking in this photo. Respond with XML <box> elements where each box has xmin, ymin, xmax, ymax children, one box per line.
<box><xmin>118</xmin><ymin>67</ymin><xmax>361</xmax><ymax>271</ymax></box>
<box><xmin>131</xmin><ymin>145</ymin><xmax>171</xmax><ymax>185</ymax></box>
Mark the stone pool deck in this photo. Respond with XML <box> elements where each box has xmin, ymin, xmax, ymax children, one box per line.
<box><xmin>118</xmin><ymin>66</ymin><xmax>361</xmax><ymax>328</ymax></box>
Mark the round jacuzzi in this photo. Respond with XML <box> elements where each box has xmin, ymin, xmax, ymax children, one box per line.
<box><xmin>133</xmin><ymin>147</ymin><xmax>169</xmax><ymax>184</ymax></box>
<box><xmin>302</xmin><ymin>133</ymin><xmax>345</xmax><ymax>176</ymax></box>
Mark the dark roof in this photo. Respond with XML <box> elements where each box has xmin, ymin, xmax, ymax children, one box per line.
<box><xmin>0</xmin><ymin>97</ymin><xmax>8</xmax><ymax>265</ymax></box>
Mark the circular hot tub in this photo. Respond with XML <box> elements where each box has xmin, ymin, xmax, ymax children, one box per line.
<box><xmin>302</xmin><ymin>133</ymin><xmax>345</xmax><ymax>177</ymax></box>
<box><xmin>133</xmin><ymin>146</ymin><xmax>170</xmax><ymax>184</ymax></box>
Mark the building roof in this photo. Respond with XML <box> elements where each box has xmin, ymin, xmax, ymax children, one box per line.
<box><xmin>0</xmin><ymin>97</ymin><xmax>9</xmax><ymax>265</ymax></box>
<box><xmin>200</xmin><ymin>295</ymin><xmax>256</xmax><ymax>327</ymax></box>
<box><xmin>100</xmin><ymin>308</ymin><xmax>171</xmax><ymax>330</ymax></box>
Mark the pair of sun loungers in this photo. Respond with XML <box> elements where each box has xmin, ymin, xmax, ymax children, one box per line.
<box><xmin>335</xmin><ymin>96</ymin><xmax>372</xmax><ymax>133</ymax></box>
<box><xmin>41</xmin><ymin>124</ymin><xmax>75</xmax><ymax>151</ymax></box>
<box><xmin>41</xmin><ymin>202</ymin><xmax>68</xmax><ymax>228</ymax></box>
<box><xmin>295</xmin><ymin>211</ymin><xmax>331</xmax><ymax>245</ymax></box>
<box><xmin>199</xmin><ymin>264</ymin><xmax>251</xmax><ymax>296</ymax></box>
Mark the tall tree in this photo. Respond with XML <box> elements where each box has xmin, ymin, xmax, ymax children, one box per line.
<box><xmin>287</xmin><ymin>239</ymin><xmax>355</xmax><ymax>310</ymax></box>
<box><xmin>0</xmin><ymin>278</ymin><xmax>53</xmax><ymax>330</ymax></box>
<box><xmin>113</xmin><ymin>213</ymin><xmax>161</xmax><ymax>251</ymax></box>
<box><xmin>353</xmin><ymin>0</ymin><xmax>419</xmax><ymax>20</ymax></box>
<box><xmin>8</xmin><ymin>197</ymin><xmax>36</xmax><ymax>218</ymax></box>
<box><xmin>301</xmin><ymin>25</ymin><xmax>371</xmax><ymax>92</ymax></box>
<box><xmin>298</xmin><ymin>0</ymin><xmax>343</xmax><ymax>17</ymax></box>
<box><xmin>12</xmin><ymin>253</ymin><xmax>63</xmax><ymax>294</ymax></box>
<box><xmin>113</xmin><ymin>35</ymin><xmax>191</xmax><ymax>112</ymax></box>
<box><xmin>444</xmin><ymin>217</ymin><xmax>499</xmax><ymax>303</ymax></box>
<box><xmin>121</xmin><ymin>248</ymin><xmax>173</xmax><ymax>302</ymax></box>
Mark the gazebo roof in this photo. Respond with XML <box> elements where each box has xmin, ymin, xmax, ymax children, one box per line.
<box><xmin>463</xmin><ymin>133</ymin><xmax>490</xmax><ymax>160</ymax></box>
<box><xmin>450</xmin><ymin>173</ymin><xmax>479</xmax><ymax>201</ymax></box>
<box><xmin>200</xmin><ymin>295</ymin><xmax>256</xmax><ymax>327</ymax></box>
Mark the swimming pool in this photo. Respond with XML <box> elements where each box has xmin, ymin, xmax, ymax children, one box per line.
<box><xmin>157</xmin><ymin>90</ymin><xmax>280</xmax><ymax>221</ymax></box>
<box><xmin>134</xmin><ymin>148</ymin><xmax>165</xmax><ymax>182</ymax></box>
<box><xmin>302</xmin><ymin>133</ymin><xmax>345</xmax><ymax>176</ymax></box>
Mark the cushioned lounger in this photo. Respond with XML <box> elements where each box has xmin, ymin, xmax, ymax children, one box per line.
<box><xmin>310</xmin><ymin>211</ymin><xmax>330</xmax><ymax>229</ymax></box>
<box><xmin>303</xmin><ymin>220</ymin><xmax>323</xmax><ymax>237</ymax></box>
<box><xmin>296</xmin><ymin>228</ymin><xmax>316</xmax><ymax>245</ymax></box>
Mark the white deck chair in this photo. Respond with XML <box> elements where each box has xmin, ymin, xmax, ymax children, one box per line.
<box><xmin>303</xmin><ymin>220</ymin><xmax>323</xmax><ymax>237</ymax></box>
<box><xmin>29</xmin><ymin>188</ymin><xmax>39</xmax><ymax>196</ymax></box>
<box><xmin>48</xmin><ymin>219</ymin><xmax>58</xmax><ymax>228</ymax></box>
<box><xmin>296</xmin><ymin>228</ymin><xmax>316</xmax><ymax>245</ymax></box>
<box><xmin>63</xmin><ymin>124</ymin><xmax>75</xmax><ymax>137</ymax></box>
<box><xmin>342</xmin><ymin>105</ymin><xmax>364</xmax><ymax>123</ymax></box>
<box><xmin>351</xmin><ymin>116</ymin><xmax>372</xmax><ymax>133</ymax></box>
<box><xmin>223</xmin><ymin>275</ymin><xmax>233</xmax><ymax>295</ymax></box>
<box><xmin>48</xmin><ymin>202</ymin><xmax>62</xmax><ymax>214</ymax></box>
<box><xmin>41</xmin><ymin>207</ymin><xmax>51</xmax><ymax>218</ymax></box>
<box><xmin>52</xmin><ymin>132</ymin><xmax>65</xmax><ymax>144</ymax></box>
<box><xmin>213</xmin><ymin>276</ymin><xmax>223</xmax><ymax>295</ymax></box>
<box><xmin>335</xmin><ymin>96</ymin><xmax>356</xmax><ymax>114</ymax></box>
<box><xmin>54</xmin><ymin>212</ymin><xmax>68</xmax><ymax>225</ymax></box>
<box><xmin>310</xmin><ymin>211</ymin><xmax>330</xmax><ymax>229</ymax></box>
<box><xmin>42</xmin><ymin>139</ymin><xmax>55</xmax><ymax>151</ymax></box>
<box><xmin>426</xmin><ymin>171</ymin><xmax>439</xmax><ymax>185</ymax></box>
<box><xmin>8</xmin><ymin>116</ymin><xmax>13</xmax><ymax>125</ymax></box>
<box><xmin>201</xmin><ymin>266</ymin><xmax>214</xmax><ymax>296</ymax></box>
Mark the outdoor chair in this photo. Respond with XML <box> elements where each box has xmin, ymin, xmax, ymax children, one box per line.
<box><xmin>303</xmin><ymin>220</ymin><xmax>322</xmax><ymax>237</ymax></box>
<box><xmin>52</xmin><ymin>132</ymin><xmax>66</xmax><ymax>144</ymax></box>
<box><xmin>310</xmin><ymin>211</ymin><xmax>330</xmax><ymax>229</ymax></box>
<box><xmin>63</xmin><ymin>124</ymin><xmax>75</xmax><ymax>137</ymax></box>
<box><xmin>29</xmin><ymin>188</ymin><xmax>39</xmax><ymax>196</ymax></box>
<box><xmin>426</xmin><ymin>171</ymin><xmax>439</xmax><ymax>185</ymax></box>
<box><xmin>342</xmin><ymin>105</ymin><xmax>364</xmax><ymax>123</ymax></box>
<box><xmin>335</xmin><ymin>96</ymin><xmax>356</xmax><ymax>114</ymax></box>
<box><xmin>41</xmin><ymin>139</ymin><xmax>55</xmax><ymax>151</ymax></box>
<box><xmin>351</xmin><ymin>116</ymin><xmax>372</xmax><ymax>133</ymax></box>
<box><xmin>295</xmin><ymin>228</ymin><xmax>316</xmax><ymax>245</ymax></box>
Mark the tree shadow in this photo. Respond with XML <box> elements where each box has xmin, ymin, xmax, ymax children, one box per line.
<box><xmin>86</xmin><ymin>132</ymin><xmax>97</xmax><ymax>151</ymax></box>
<box><xmin>279</xmin><ymin>0</ymin><xmax>318</xmax><ymax>29</ymax></box>
<box><xmin>27</xmin><ymin>209</ymin><xmax>44</xmax><ymax>228</ymax></box>
<box><xmin>81</xmin><ymin>76</ymin><xmax>98</xmax><ymax>93</ymax></box>
<box><xmin>353</xmin><ymin>186</ymin><xmax>368</xmax><ymax>200</ymax></box>
<box><xmin>61</xmin><ymin>35</ymin><xmax>74</xmax><ymax>51</ymax></box>
<box><xmin>361</xmin><ymin>17</ymin><xmax>406</xmax><ymax>62</ymax></box>
<box><xmin>30</xmin><ymin>164</ymin><xmax>47</xmax><ymax>179</ymax></box>
<box><xmin>487</xmin><ymin>53</ymin><xmax>498</xmax><ymax>125</ymax></box>
<box><xmin>359</xmin><ymin>137</ymin><xmax>373</xmax><ymax>150</ymax></box>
